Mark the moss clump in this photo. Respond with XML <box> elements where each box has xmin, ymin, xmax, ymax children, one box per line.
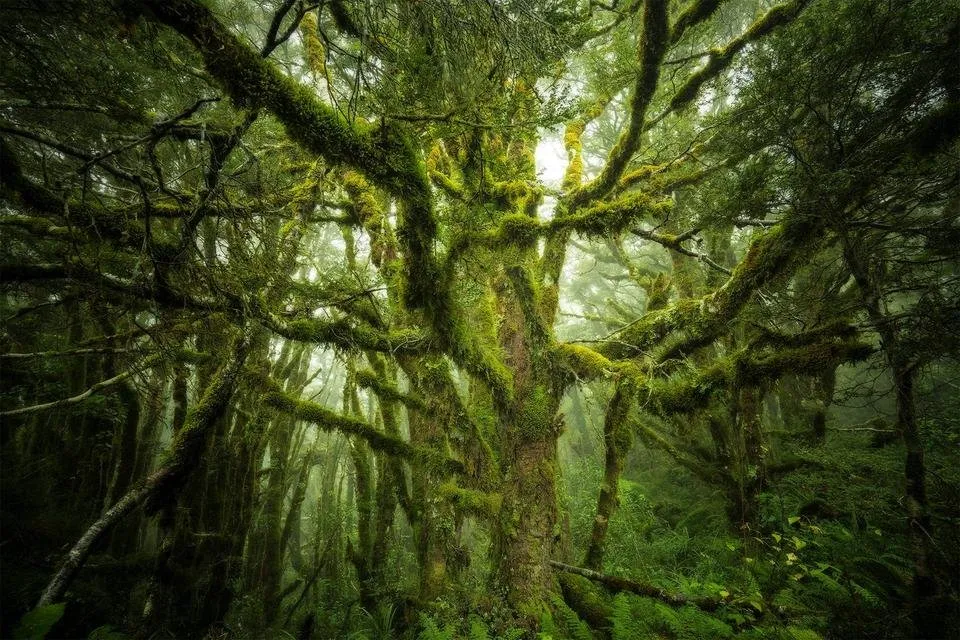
<box><xmin>259</xmin><ymin>379</ymin><xmax>464</xmax><ymax>475</ymax></box>
<box><xmin>553</xmin><ymin>192</ymin><xmax>673</xmax><ymax>236</ymax></box>
<box><xmin>496</xmin><ymin>213</ymin><xmax>542</xmax><ymax>247</ymax></box>
<box><xmin>517</xmin><ymin>384</ymin><xmax>554</xmax><ymax>439</ymax></box>
<box><xmin>298</xmin><ymin>11</ymin><xmax>326</xmax><ymax>78</ymax></box>
<box><xmin>341</xmin><ymin>170</ymin><xmax>382</xmax><ymax>228</ymax></box>
<box><xmin>437</xmin><ymin>482</ymin><xmax>502</xmax><ymax>518</ymax></box>
<box><xmin>557</xmin><ymin>573</ymin><xmax>613</xmax><ymax>630</ymax></box>
<box><xmin>551</xmin><ymin>343</ymin><xmax>615</xmax><ymax>380</ymax></box>
<box><xmin>354</xmin><ymin>368</ymin><xmax>427</xmax><ymax>412</ymax></box>
<box><xmin>266</xmin><ymin>315</ymin><xmax>434</xmax><ymax>355</ymax></box>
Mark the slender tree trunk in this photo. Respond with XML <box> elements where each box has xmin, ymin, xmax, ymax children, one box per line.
<box><xmin>585</xmin><ymin>383</ymin><xmax>634</xmax><ymax>570</ymax></box>
<box><xmin>893</xmin><ymin>363</ymin><xmax>940</xmax><ymax>637</ymax></box>
<box><xmin>843</xmin><ymin>238</ymin><xmax>940</xmax><ymax>638</ymax></box>
<box><xmin>737</xmin><ymin>386</ymin><xmax>765</xmax><ymax>529</ymax></box>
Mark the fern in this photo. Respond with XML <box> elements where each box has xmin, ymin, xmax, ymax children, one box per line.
<box><xmin>609</xmin><ymin>593</ymin><xmax>735</xmax><ymax>640</ymax></box>
<box><xmin>610</xmin><ymin>594</ymin><xmax>654</xmax><ymax>640</ymax></box>
<box><xmin>785</xmin><ymin>626</ymin><xmax>823</xmax><ymax>640</ymax></box>
<box><xmin>13</xmin><ymin>603</ymin><xmax>65</xmax><ymax>640</ymax></box>
<box><xmin>547</xmin><ymin>593</ymin><xmax>594</xmax><ymax>640</ymax></box>
<box><xmin>87</xmin><ymin>626</ymin><xmax>130</xmax><ymax>640</ymax></box>
<box><xmin>417</xmin><ymin>615</ymin><xmax>456</xmax><ymax>640</ymax></box>
<box><xmin>468</xmin><ymin>615</ymin><xmax>490</xmax><ymax>640</ymax></box>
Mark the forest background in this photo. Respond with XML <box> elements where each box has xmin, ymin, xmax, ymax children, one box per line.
<box><xmin>0</xmin><ymin>0</ymin><xmax>958</xmax><ymax>638</ymax></box>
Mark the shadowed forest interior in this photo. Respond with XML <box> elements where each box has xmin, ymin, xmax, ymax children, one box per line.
<box><xmin>1</xmin><ymin>0</ymin><xmax>959</xmax><ymax>638</ymax></box>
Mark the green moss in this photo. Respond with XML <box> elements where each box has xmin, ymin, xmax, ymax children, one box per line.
<box><xmin>143</xmin><ymin>0</ymin><xmax>444</xmax><ymax>315</ymax></box>
<box><xmin>258</xmin><ymin>377</ymin><xmax>465</xmax><ymax>475</ymax></box>
<box><xmin>557</xmin><ymin>573</ymin><xmax>613</xmax><ymax>629</ymax></box>
<box><xmin>496</xmin><ymin>213</ymin><xmax>542</xmax><ymax>247</ymax></box>
<box><xmin>518</xmin><ymin>384</ymin><xmax>553</xmax><ymax>438</ymax></box>
<box><xmin>638</xmin><ymin>339</ymin><xmax>872</xmax><ymax>417</ymax></box>
<box><xmin>341</xmin><ymin>170</ymin><xmax>382</xmax><ymax>228</ymax></box>
<box><xmin>603</xmin><ymin>217</ymin><xmax>822</xmax><ymax>362</ymax></box>
<box><xmin>428</xmin><ymin>169</ymin><xmax>464</xmax><ymax>199</ymax></box>
<box><xmin>551</xmin><ymin>343</ymin><xmax>615</xmax><ymax>380</ymax></box>
<box><xmin>266</xmin><ymin>315</ymin><xmax>434</xmax><ymax>355</ymax></box>
<box><xmin>553</xmin><ymin>192</ymin><xmax>673</xmax><ymax>236</ymax></box>
<box><xmin>354</xmin><ymin>368</ymin><xmax>427</xmax><ymax>412</ymax></box>
<box><xmin>437</xmin><ymin>482</ymin><xmax>502</xmax><ymax>518</ymax></box>
<box><xmin>668</xmin><ymin>0</ymin><xmax>809</xmax><ymax>114</ymax></box>
<box><xmin>146</xmin><ymin>335</ymin><xmax>249</xmax><ymax>513</ymax></box>
<box><xmin>298</xmin><ymin>11</ymin><xmax>326</xmax><ymax>77</ymax></box>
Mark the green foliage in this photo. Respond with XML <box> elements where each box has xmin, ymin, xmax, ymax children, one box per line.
<box><xmin>417</xmin><ymin>613</ymin><xmax>524</xmax><ymax>640</ymax></box>
<box><xmin>1</xmin><ymin>0</ymin><xmax>957</xmax><ymax>639</ymax></box>
<box><xmin>12</xmin><ymin>603</ymin><xmax>65</xmax><ymax>640</ymax></box>
<box><xmin>610</xmin><ymin>593</ymin><xmax>733</xmax><ymax>640</ymax></box>
<box><xmin>540</xmin><ymin>593</ymin><xmax>594</xmax><ymax>640</ymax></box>
<box><xmin>86</xmin><ymin>626</ymin><xmax>130</xmax><ymax>640</ymax></box>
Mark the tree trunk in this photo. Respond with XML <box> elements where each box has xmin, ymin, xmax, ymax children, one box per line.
<box><xmin>493</xmin><ymin>428</ymin><xmax>559</xmax><ymax>613</ymax></box>
<box><xmin>810</xmin><ymin>367</ymin><xmax>836</xmax><ymax>444</ymax></box>
<box><xmin>584</xmin><ymin>384</ymin><xmax>634</xmax><ymax>570</ymax></box>
<box><xmin>893</xmin><ymin>364</ymin><xmax>939</xmax><ymax>638</ymax></box>
<box><xmin>843</xmin><ymin>238</ymin><xmax>940</xmax><ymax>638</ymax></box>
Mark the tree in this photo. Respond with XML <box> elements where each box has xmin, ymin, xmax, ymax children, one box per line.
<box><xmin>1</xmin><ymin>0</ymin><xmax>957</xmax><ymax>636</ymax></box>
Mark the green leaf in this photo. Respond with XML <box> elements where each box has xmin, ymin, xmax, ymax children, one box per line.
<box><xmin>88</xmin><ymin>625</ymin><xmax>130</xmax><ymax>640</ymax></box>
<box><xmin>13</xmin><ymin>603</ymin><xmax>65</xmax><ymax>640</ymax></box>
<box><xmin>788</xmin><ymin>516</ymin><xmax>801</xmax><ymax>525</ymax></box>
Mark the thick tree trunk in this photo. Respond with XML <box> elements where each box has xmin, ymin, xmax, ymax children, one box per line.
<box><xmin>493</xmin><ymin>425</ymin><xmax>560</xmax><ymax>614</ymax></box>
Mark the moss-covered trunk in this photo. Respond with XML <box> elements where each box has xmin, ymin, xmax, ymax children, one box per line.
<box><xmin>493</xmin><ymin>423</ymin><xmax>560</xmax><ymax>614</ymax></box>
<box><xmin>584</xmin><ymin>383</ymin><xmax>634</xmax><ymax>570</ymax></box>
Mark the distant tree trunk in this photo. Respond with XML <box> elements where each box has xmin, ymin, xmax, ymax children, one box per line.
<box><xmin>777</xmin><ymin>374</ymin><xmax>807</xmax><ymax>433</ymax></box>
<box><xmin>843</xmin><ymin>237</ymin><xmax>940</xmax><ymax>638</ymax></box>
<box><xmin>259</xmin><ymin>413</ymin><xmax>297</xmax><ymax>620</ymax></box>
<box><xmin>117</xmin><ymin>362</ymin><xmax>168</xmax><ymax>553</ymax></box>
<box><xmin>737</xmin><ymin>386</ymin><xmax>766</xmax><ymax>529</ymax></box>
<box><xmin>142</xmin><ymin>362</ymin><xmax>189</xmax><ymax>629</ymax></box>
<box><xmin>584</xmin><ymin>383</ymin><xmax>634</xmax><ymax>570</ymax></box>
<box><xmin>568</xmin><ymin>387</ymin><xmax>595</xmax><ymax>458</ymax></box>
<box><xmin>408</xmin><ymin>394</ymin><xmax>450</xmax><ymax>601</ymax></box>
<box><xmin>810</xmin><ymin>367</ymin><xmax>836</xmax><ymax>444</ymax></box>
<box><xmin>361</xmin><ymin>354</ymin><xmax>401</xmax><ymax>599</ymax></box>
<box><xmin>282</xmin><ymin>451</ymin><xmax>314</xmax><ymax>574</ymax></box>
<box><xmin>38</xmin><ymin>333</ymin><xmax>249</xmax><ymax>608</ymax></box>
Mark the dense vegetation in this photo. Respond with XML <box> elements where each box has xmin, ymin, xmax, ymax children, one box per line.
<box><xmin>1</xmin><ymin>0</ymin><xmax>958</xmax><ymax>638</ymax></box>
